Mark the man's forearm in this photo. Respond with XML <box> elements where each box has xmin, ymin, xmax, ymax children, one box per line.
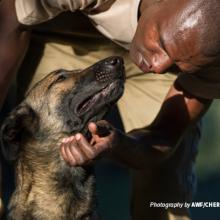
<box><xmin>0</xmin><ymin>31</ymin><xmax>29</xmax><ymax>109</ymax></box>
<box><xmin>0</xmin><ymin>0</ymin><xmax>30</xmax><ymax>109</ymax></box>
<box><xmin>110</xmin><ymin>128</ymin><xmax>173</xmax><ymax>169</ymax></box>
<box><xmin>111</xmin><ymin>83</ymin><xmax>212</xmax><ymax>169</ymax></box>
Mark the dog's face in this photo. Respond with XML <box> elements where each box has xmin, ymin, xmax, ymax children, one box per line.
<box><xmin>1</xmin><ymin>57</ymin><xmax>125</xmax><ymax>161</ymax></box>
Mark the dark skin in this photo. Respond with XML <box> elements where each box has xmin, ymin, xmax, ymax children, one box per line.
<box><xmin>0</xmin><ymin>0</ymin><xmax>217</xmax><ymax>216</ymax></box>
<box><xmin>0</xmin><ymin>0</ymin><xmax>218</xmax><ymax>168</ymax></box>
<box><xmin>131</xmin><ymin>0</ymin><xmax>220</xmax><ymax>74</ymax></box>
<box><xmin>0</xmin><ymin>0</ymin><xmax>29</xmax><ymax>216</ymax></box>
<box><xmin>61</xmin><ymin>85</ymin><xmax>211</xmax><ymax>169</ymax></box>
<box><xmin>61</xmin><ymin>0</ymin><xmax>218</xmax><ymax>167</ymax></box>
<box><xmin>0</xmin><ymin>0</ymin><xmax>29</xmax><ymax>109</ymax></box>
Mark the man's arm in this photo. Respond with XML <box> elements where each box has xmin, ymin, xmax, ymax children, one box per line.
<box><xmin>0</xmin><ymin>0</ymin><xmax>30</xmax><ymax>109</ymax></box>
<box><xmin>110</xmin><ymin>82</ymin><xmax>211</xmax><ymax>169</ymax></box>
<box><xmin>60</xmin><ymin>81</ymin><xmax>211</xmax><ymax>169</ymax></box>
<box><xmin>0</xmin><ymin>1</ymin><xmax>29</xmax><ymax>215</ymax></box>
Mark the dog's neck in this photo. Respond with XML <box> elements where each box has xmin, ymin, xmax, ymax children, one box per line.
<box><xmin>9</xmin><ymin>140</ymin><xmax>96</xmax><ymax>220</ymax></box>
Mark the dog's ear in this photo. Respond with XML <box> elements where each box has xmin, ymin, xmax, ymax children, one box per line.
<box><xmin>0</xmin><ymin>103</ymin><xmax>38</xmax><ymax>162</ymax></box>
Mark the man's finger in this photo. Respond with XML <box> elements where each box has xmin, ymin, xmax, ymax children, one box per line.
<box><xmin>96</xmin><ymin>125</ymin><xmax>111</xmax><ymax>137</ymax></box>
<box><xmin>60</xmin><ymin>144</ymin><xmax>68</xmax><ymax>162</ymax></box>
<box><xmin>63</xmin><ymin>143</ymin><xmax>76</xmax><ymax>166</ymax></box>
<box><xmin>88</xmin><ymin>123</ymin><xmax>101</xmax><ymax>143</ymax></box>
<box><xmin>75</xmin><ymin>133</ymin><xmax>96</xmax><ymax>159</ymax></box>
<box><xmin>89</xmin><ymin>121</ymin><xmax>111</xmax><ymax>138</ymax></box>
<box><xmin>88</xmin><ymin>122</ymin><xmax>98</xmax><ymax>135</ymax></box>
<box><xmin>68</xmin><ymin>140</ymin><xmax>87</xmax><ymax>165</ymax></box>
<box><xmin>60</xmin><ymin>136</ymin><xmax>76</xmax><ymax>165</ymax></box>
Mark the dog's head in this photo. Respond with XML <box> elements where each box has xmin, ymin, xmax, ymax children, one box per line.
<box><xmin>1</xmin><ymin>56</ymin><xmax>125</xmax><ymax>161</ymax></box>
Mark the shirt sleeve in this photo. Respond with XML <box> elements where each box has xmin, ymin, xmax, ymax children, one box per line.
<box><xmin>15</xmin><ymin>0</ymin><xmax>108</xmax><ymax>25</ymax></box>
<box><xmin>87</xmin><ymin>0</ymin><xmax>141</xmax><ymax>49</ymax></box>
<box><xmin>175</xmin><ymin>66</ymin><xmax>220</xmax><ymax>99</ymax></box>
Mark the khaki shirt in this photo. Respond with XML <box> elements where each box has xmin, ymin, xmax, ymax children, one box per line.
<box><xmin>15</xmin><ymin>0</ymin><xmax>141</xmax><ymax>49</ymax></box>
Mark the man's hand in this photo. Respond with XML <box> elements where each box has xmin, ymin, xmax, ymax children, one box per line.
<box><xmin>60</xmin><ymin>84</ymin><xmax>211</xmax><ymax>169</ymax></box>
<box><xmin>60</xmin><ymin>121</ymin><xmax>117</xmax><ymax>166</ymax></box>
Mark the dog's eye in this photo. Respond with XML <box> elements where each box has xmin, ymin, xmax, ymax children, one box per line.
<box><xmin>56</xmin><ymin>74</ymin><xmax>68</xmax><ymax>83</ymax></box>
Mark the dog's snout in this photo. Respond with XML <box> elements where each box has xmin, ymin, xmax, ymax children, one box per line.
<box><xmin>95</xmin><ymin>56</ymin><xmax>125</xmax><ymax>83</ymax></box>
<box><xmin>107</xmin><ymin>57</ymin><xmax>123</xmax><ymax>67</ymax></box>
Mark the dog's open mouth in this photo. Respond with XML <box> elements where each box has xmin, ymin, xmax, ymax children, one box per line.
<box><xmin>76</xmin><ymin>82</ymin><xmax>118</xmax><ymax>116</ymax></box>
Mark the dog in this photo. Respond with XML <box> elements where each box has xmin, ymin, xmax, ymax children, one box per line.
<box><xmin>0</xmin><ymin>56</ymin><xmax>125</xmax><ymax>220</ymax></box>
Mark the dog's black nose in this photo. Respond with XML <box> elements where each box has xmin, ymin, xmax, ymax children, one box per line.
<box><xmin>108</xmin><ymin>57</ymin><xmax>123</xmax><ymax>66</ymax></box>
<box><xmin>105</xmin><ymin>56</ymin><xmax>124</xmax><ymax>69</ymax></box>
<box><xmin>95</xmin><ymin>56</ymin><xmax>125</xmax><ymax>83</ymax></box>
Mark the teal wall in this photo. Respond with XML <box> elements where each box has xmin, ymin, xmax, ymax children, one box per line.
<box><xmin>192</xmin><ymin>100</ymin><xmax>220</xmax><ymax>220</ymax></box>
